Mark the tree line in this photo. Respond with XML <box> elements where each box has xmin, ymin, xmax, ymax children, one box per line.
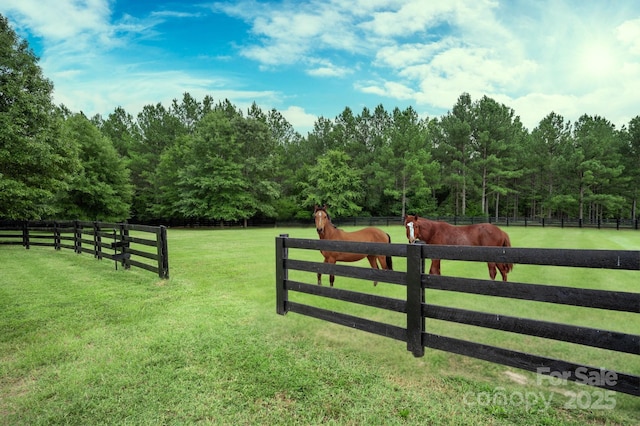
<box><xmin>1</xmin><ymin>15</ymin><xmax>639</xmax><ymax>224</ymax></box>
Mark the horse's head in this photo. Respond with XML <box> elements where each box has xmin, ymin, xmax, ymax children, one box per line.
<box><xmin>314</xmin><ymin>204</ymin><xmax>330</xmax><ymax>235</ymax></box>
<box><xmin>404</xmin><ymin>214</ymin><xmax>420</xmax><ymax>243</ymax></box>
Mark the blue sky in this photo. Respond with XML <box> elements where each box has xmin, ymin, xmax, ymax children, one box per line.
<box><xmin>2</xmin><ymin>0</ymin><xmax>639</xmax><ymax>134</ymax></box>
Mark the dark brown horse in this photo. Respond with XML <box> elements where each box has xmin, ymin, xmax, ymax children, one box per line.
<box><xmin>314</xmin><ymin>205</ymin><xmax>392</xmax><ymax>286</ymax></box>
<box><xmin>403</xmin><ymin>214</ymin><xmax>513</xmax><ymax>281</ymax></box>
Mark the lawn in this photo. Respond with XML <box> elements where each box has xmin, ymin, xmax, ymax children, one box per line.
<box><xmin>1</xmin><ymin>225</ymin><xmax>638</xmax><ymax>425</ymax></box>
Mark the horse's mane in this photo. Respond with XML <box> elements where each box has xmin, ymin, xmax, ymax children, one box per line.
<box><xmin>324</xmin><ymin>210</ymin><xmax>338</xmax><ymax>229</ymax></box>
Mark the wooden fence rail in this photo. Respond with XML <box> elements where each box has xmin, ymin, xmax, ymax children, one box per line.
<box><xmin>327</xmin><ymin>216</ymin><xmax>640</xmax><ymax>230</ymax></box>
<box><xmin>275</xmin><ymin>235</ymin><xmax>640</xmax><ymax>397</ymax></box>
<box><xmin>0</xmin><ymin>220</ymin><xmax>169</xmax><ymax>279</ymax></box>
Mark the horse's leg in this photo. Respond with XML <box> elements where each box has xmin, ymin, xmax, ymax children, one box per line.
<box><xmin>367</xmin><ymin>255</ymin><xmax>380</xmax><ymax>286</ymax></box>
<box><xmin>429</xmin><ymin>259</ymin><xmax>441</xmax><ymax>275</ymax></box>
<box><xmin>318</xmin><ymin>257</ymin><xmax>328</xmax><ymax>285</ymax></box>
<box><xmin>328</xmin><ymin>258</ymin><xmax>337</xmax><ymax>287</ymax></box>
<box><xmin>488</xmin><ymin>262</ymin><xmax>497</xmax><ymax>280</ymax></box>
<box><xmin>497</xmin><ymin>263</ymin><xmax>509</xmax><ymax>282</ymax></box>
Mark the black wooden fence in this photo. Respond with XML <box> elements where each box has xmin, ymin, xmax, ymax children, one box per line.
<box><xmin>327</xmin><ymin>216</ymin><xmax>640</xmax><ymax>230</ymax></box>
<box><xmin>0</xmin><ymin>220</ymin><xmax>169</xmax><ymax>279</ymax></box>
<box><xmin>275</xmin><ymin>235</ymin><xmax>640</xmax><ymax>396</ymax></box>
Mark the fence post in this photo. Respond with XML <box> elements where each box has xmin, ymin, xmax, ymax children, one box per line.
<box><xmin>157</xmin><ymin>225</ymin><xmax>169</xmax><ymax>279</ymax></box>
<box><xmin>54</xmin><ymin>221</ymin><xmax>60</xmax><ymax>250</ymax></box>
<box><xmin>276</xmin><ymin>234</ymin><xmax>289</xmax><ymax>315</ymax></box>
<box><xmin>93</xmin><ymin>221</ymin><xmax>101</xmax><ymax>259</ymax></box>
<box><xmin>22</xmin><ymin>221</ymin><xmax>29</xmax><ymax>249</ymax></box>
<box><xmin>406</xmin><ymin>243</ymin><xmax>425</xmax><ymax>357</ymax></box>
<box><xmin>74</xmin><ymin>220</ymin><xmax>81</xmax><ymax>254</ymax></box>
<box><xmin>120</xmin><ymin>224</ymin><xmax>130</xmax><ymax>269</ymax></box>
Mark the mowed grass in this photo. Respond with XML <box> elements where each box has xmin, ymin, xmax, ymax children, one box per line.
<box><xmin>0</xmin><ymin>225</ymin><xmax>639</xmax><ymax>425</ymax></box>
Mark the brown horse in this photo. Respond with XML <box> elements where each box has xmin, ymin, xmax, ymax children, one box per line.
<box><xmin>314</xmin><ymin>205</ymin><xmax>393</xmax><ymax>286</ymax></box>
<box><xmin>403</xmin><ymin>214</ymin><xmax>513</xmax><ymax>281</ymax></box>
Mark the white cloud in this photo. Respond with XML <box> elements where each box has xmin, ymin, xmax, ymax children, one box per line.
<box><xmin>47</xmin><ymin>63</ymin><xmax>283</xmax><ymax>122</ymax></box>
<box><xmin>616</xmin><ymin>18</ymin><xmax>640</xmax><ymax>55</ymax></box>
<box><xmin>357</xmin><ymin>80</ymin><xmax>414</xmax><ymax>100</ymax></box>
<box><xmin>307</xmin><ymin>66</ymin><xmax>349</xmax><ymax>77</ymax></box>
<box><xmin>305</xmin><ymin>58</ymin><xmax>353</xmax><ymax>77</ymax></box>
<box><xmin>279</xmin><ymin>106</ymin><xmax>318</xmax><ymax>133</ymax></box>
<box><xmin>374</xmin><ymin>41</ymin><xmax>452</xmax><ymax>68</ymax></box>
<box><xmin>360</xmin><ymin>0</ymin><xmax>458</xmax><ymax>37</ymax></box>
<box><xmin>1</xmin><ymin>0</ymin><xmax>111</xmax><ymax>40</ymax></box>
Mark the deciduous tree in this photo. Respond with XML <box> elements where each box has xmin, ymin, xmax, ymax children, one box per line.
<box><xmin>0</xmin><ymin>15</ymin><xmax>78</xmax><ymax>219</ymax></box>
<box><xmin>56</xmin><ymin>114</ymin><xmax>132</xmax><ymax>221</ymax></box>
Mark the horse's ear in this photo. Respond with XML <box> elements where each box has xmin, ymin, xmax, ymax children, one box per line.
<box><xmin>323</xmin><ymin>204</ymin><xmax>328</xmax><ymax>210</ymax></box>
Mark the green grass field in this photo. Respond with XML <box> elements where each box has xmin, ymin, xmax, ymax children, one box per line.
<box><xmin>1</xmin><ymin>225</ymin><xmax>639</xmax><ymax>425</ymax></box>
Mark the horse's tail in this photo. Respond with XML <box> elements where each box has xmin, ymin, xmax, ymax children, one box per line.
<box><xmin>501</xmin><ymin>231</ymin><xmax>513</xmax><ymax>272</ymax></box>
<box><xmin>386</xmin><ymin>233</ymin><xmax>393</xmax><ymax>271</ymax></box>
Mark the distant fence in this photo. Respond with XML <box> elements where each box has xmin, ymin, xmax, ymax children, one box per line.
<box><xmin>0</xmin><ymin>220</ymin><xmax>169</xmax><ymax>279</ymax></box>
<box><xmin>275</xmin><ymin>235</ymin><xmax>640</xmax><ymax>396</ymax></box>
<box><xmin>132</xmin><ymin>215</ymin><xmax>639</xmax><ymax>229</ymax></box>
<box><xmin>327</xmin><ymin>216</ymin><xmax>640</xmax><ymax>230</ymax></box>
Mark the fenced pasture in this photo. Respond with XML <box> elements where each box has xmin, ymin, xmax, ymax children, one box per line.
<box><xmin>276</xmin><ymin>231</ymin><xmax>640</xmax><ymax>397</ymax></box>
<box><xmin>2</xmin><ymin>226</ymin><xmax>639</xmax><ymax>424</ymax></box>
<box><xmin>0</xmin><ymin>220</ymin><xmax>169</xmax><ymax>278</ymax></box>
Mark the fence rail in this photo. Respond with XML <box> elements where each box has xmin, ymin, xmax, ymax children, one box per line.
<box><xmin>0</xmin><ymin>220</ymin><xmax>169</xmax><ymax>278</ymax></box>
<box><xmin>275</xmin><ymin>236</ymin><xmax>640</xmax><ymax>396</ymax></box>
<box><xmin>133</xmin><ymin>215</ymin><xmax>639</xmax><ymax>229</ymax></box>
<box><xmin>327</xmin><ymin>216</ymin><xmax>640</xmax><ymax>230</ymax></box>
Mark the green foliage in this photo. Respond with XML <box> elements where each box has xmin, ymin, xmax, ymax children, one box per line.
<box><xmin>129</xmin><ymin>103</ymin><xmax>187</xmax><ymax>220</ymax></box>
<box><xmin>300</xmin><ymin>149</ymin><xmax>363</xmax><ymax>217</ymax></box>
<box><xmin>172</xmin><ymin>110</ymin><xmax>247</xmax><ymax>220</ymax></box>
<box><xmin>527</xmin><ymin>112</ymin><xmax>574</xmax><ymax>218</ymax></box>
<box><xmin>55</xmin><ymin>114</ymin><xmax>133</xmax><ymax>221</ymax></box>
<box><xmin>156</xmin><ymin>108</ymin><xmax>282</xmax><ymax>222</ymax></box>
<box><xmin>384</xmin><ymin>106</ymin><xmax>440</xmax><ymax>216</ymax></box>
<box><xmin>98</xmin><ymin>106</ymin><xmax>141</xmax><ymax>158</ymax></box>
<box><xmin>618</xmin><ymin>117</ymin><xmax>640</xmax><ymax>218</ymax></box>
<box><xmin>238</xmin><ymin>113</ymin><xmax>281</xmax><ymax>219</ymax></box>
<box><xmin>0</xmin><ymin>16</ymin><xmax>78</xmax><ymax>219</ymax></box>
<box><xmin>432</xmin><ymin>93</ymin><xmax>476</xmax><ymax>216</ymax></box>
<box><xmin>572</xmin><ymin>115</ymin><xmax>625</xmax><ymax>220</ymax></box>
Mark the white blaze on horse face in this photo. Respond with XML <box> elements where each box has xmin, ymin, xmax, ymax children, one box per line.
<box><xmin>407</xmin><ymin>222</ymin><xmax>415</xmax><ymax>243</ymax></box>
<box><xmin>315</xmin><ymin>211</ymin><xmax>326</xmax><ymax>234</ymax></box>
